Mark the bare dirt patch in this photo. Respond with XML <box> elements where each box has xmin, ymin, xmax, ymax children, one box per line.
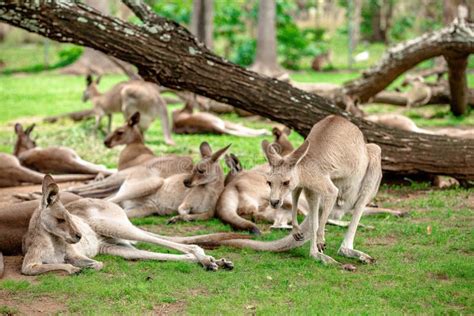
<box><xmin>366</xmin><ymin>235</ymin><xmax>398</xmax><ymax>246</ymax></box>
<box><xmin>0</xmin><ymin>291</ymin><xmax>66</xmax><ymax>315</ymax></box>
<box><xmin>152</xmin><ymin>301</ymin><xmax>186</xmax><ymax>315</ymax></box>
<box><xmin>1</xmin><ymin>256</ymin><xmax>37</xmax><ymax>283</ymax></box>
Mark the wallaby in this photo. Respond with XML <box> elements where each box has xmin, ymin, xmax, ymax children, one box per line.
<box><xmin>172</xmin><ymin>102</ymin><xmax>269</xmax><ymax>137</ymax></box>
<box><xmin>83</xmin><ymin>75</ymin><xmax>174</xmax><ymax>145</ymax></box>
<box><xmin>104</xmin><ymin>112</ymin><xmax>156</xmax><ymax>170</ymax></box>
<box><xmin>0</xmin><ymin>153</ymin><xmax>95</xmax><ymax>188</ymax></box>
<box><xmin>107</xmin><ymin>142</ymin><xmax>229</xmax><ymax>222</ymax></box>
<box><xmin>20</xmin><ymin>175</ymin><xmax>236</xmax><ymax>275</ymax></box>
<box><xmin>14</xmin><ymin>123</ymin><xmax>113</xmax><ymax>176</ymax></box>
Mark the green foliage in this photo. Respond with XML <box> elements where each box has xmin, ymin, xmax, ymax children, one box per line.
<box><xmin>149</xmin><ymin>0</ymin><xmax>192</xmax><ymax>25</ymax></box>
<box><xmin>389</xmin><ymin>15</ymin><xmax>415</xmax><ymax>41</ymax></box>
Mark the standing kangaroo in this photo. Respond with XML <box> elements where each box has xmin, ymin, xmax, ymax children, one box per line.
<box><xmin>104</xmin><ymin>112</ymin><xmax>155</xmax><ymax>170</ymax></box>
<box><xmin>107</xmin><ymin>142</ymin><xmax>229</xmax><ymax>221</ymax></box>
<box><xmin>20</xmin><ymin>175</ymin><xmax>234</xmax><ymax>275</ymax></box>
<box><xmin>83</xmin><ymin>75</ymin><xmax>174</xmax><ymax>145</ymax></box>
<box><xmin>0</xmin><ymin>153</ymin><xmax>95</xmax><ymax>188</ymax></box>
<box><xmin>172</xmin><ymin>102</ymin><xmax>269</xmax><ymax>137</ymax></box>
<box><xmin>14</xmin><ymin>123</ymin><xmax>113</xmax><ymax>176</ymax></box>
<box><xmin>258</xmin><ymin>115</ymin><xmax>382</xmax><ymax>265</ymax></box>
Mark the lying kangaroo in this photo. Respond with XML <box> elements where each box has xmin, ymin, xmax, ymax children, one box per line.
<box><xmin>172</xmin><ymin>102</ymin><xmax>269</xmax><ymax>137</ymax></box>
<box><xmin>405</xmin><ymin>76</ymin><xmax>432</xmax><ymax>109</ymax></box>
<box><xmin>0</xmin><ymin>153</ymin><xmax>95</xmax><ymax>188</ymax></box>
<box><xmin>14</xmin><ymin>123</ymin><xmax>113</xmax><ymax>176</ymax></box>
<box><xmin>104</xmin><ymin>112</ymin><xmax>156</xmax><ymax>170</ymax></box>
<box><xmin>259</xmin><ymin>115</ymin><xmax>382</xmax><ymax>265</ymax></box>
<box><xmin>108</xmin><ymin>142</ymin><xmax>229</xmax><ymax>221</ymax></box>
<box><xmin>20</xmin><ymin>175</ymin><xmax>235</xmax><ymax>275</ymax></box>
<box><xmin>83</xmin><ymin>75</ymin><xmax>174</xmax><ymax>145</ymax></box>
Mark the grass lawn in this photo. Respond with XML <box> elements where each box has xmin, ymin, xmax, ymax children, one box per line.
<box><xmin>0</xmin><ymin>73</ymin><xmax>473</xmax><ymax>314</ymax></box>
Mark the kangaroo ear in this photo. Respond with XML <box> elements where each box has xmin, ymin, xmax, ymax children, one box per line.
<box><xmin>42</xmin><ymin>175</ymin><xmax>59</xmax><ymax>207</ymax></box>
<box><xmin>283</xmin><ymin>127</ymin><xmax>291</xmax><ymax>136</ymax></box>
<box><xmin>25</xmin><ymin>124</ymin><xmax>35</xmax><ymax>136</ymax></box>
<box><xmin>199</xmin><ymin>142</ymin><xmax>212</xmax><ymax>158</ymax></box>
<box><xmin>14</xmin><ymin>123</ymin><xmax>23</xmax><ymax>135</ymax></box>
<box><xmin>86</xmin><ymin>74</ymin><xmax>93</xmax><ymax>86</ymax></box>
<box><xmin>211</xmin><ymin>144</ymin><xmax>231</xmax><ymax>162</ymax></box>
<box><xmin>128</xmin><ymin>112</ymin><xmax>141</xmax><ymax>126</ymax></box>
<box><xmin>261</xmin><ymin>140</ymin><xmax>282</xmax><ymax>167</ymax></box>
<box><xmin>286</xmin><ymin>140</ymin><xmax>310</xmax><ymax>167</ymax></box>
<box><xmin>272</xmin><ymin>127</ymin><xmax>282</xmax><ymax>138</ymax></box>
<box><xmin>95</xmin><ymin>75</ymin><xmax>102</xmax><ymax>85</ymax></box>
<box><xmin>230</xmin><ymin>153</ymin><xmax>242</xmax><ymax>172</ymax></box>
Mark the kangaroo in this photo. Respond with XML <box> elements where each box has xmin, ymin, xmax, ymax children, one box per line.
<box><xmin>253</xmin><ymin>115</ymin><xmax>382</xmax><ymax>265</ymax></box>
<box><xmin>271</xmin><ymin>126</ymin><xmax>293</xmax><ymax>156</ymax></box>
<box><xmin>0</xmin><ymin>153</ymin><xmax>95</xmax><ymax>188</ymax></box>
<box><xmin>83</xmin><ymin>75</ymin><xmax>174</xmax><ymax>145</ymax></box>
<box><xmin>107</xmin><ymin>142</ymin><xmax>229</xmax><ymax>222</ymax></box>
<box><xmin>172</xmin><ymin>102</ymin><xmax>269</xmax><ymax>137</ymax></box>
<box><xmin>224</xmin><ymin>153</ymin><xmax>243</xmax><ymax>185</ymax></box>
<box><xmin>104</xmin><ymin>112</ymin><xmax>156</xmax><ymax>170</ymax></box>
<box><xmin>405</xmin><ymin>76</ymin><xmax>432</xmax><ymax>109</ymax></box>
<box><xmin>20</xmin><ymin>175</ymin><xmax>236</xmax><ymax>275</ymax></box>
<box><xmin>13</xmin><ymin>123</ymin><xmax>113</xmax><ymax>176</ymax></box>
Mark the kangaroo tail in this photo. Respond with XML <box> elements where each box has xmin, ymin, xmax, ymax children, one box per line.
<box><xmin>216</xmin><ymin>189</ymin><xmax>262</xmax><ymax>235</ymax></box>
<box><xmin>220</xmin><ymin>218</ymin><xmax>311</xmax><ymax>251</ymax></box>
<box><xmin>149</xmin><ymin>232</ymin><xmax>252</xmax><ymax>249</ymax></box>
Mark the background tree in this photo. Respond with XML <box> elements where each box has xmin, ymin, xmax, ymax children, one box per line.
<box><xmin>250</xmin><ymin>0</ymin><xmax>283</xmax><ymax>76</ymax></box>
<box><xmin>190</xmin><ymin>0</ymin><xmax>214</xmax><ymax>49</ymax></box>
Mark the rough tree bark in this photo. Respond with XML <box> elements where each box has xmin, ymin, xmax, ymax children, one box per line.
<box><xmin>250</xmin><ymin>0</ymin><xmax>283</xmax><ymax>77</ymax></box>
<box><xmin>341</xmin><ymin>21</ymin><xmax>474</xmax><ymax>106</ymax></box>
<box><xmin>190</xmin><ymin>0</ymin><xmax>214</xmax><ymax>50</ymax></box>
<box><xmin>0</xmin><ymin>1</ymin><xmax>473</xmax><ymax>180</ymax></box>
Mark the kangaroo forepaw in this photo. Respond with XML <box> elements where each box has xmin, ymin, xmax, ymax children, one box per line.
<box><xmin>167</xmin><ymin>215</ymin><xmax>188</xmax><ymax>224</ymax></box>
<box><xmin>317</xmin><ymin>242</ymin><xmax>326</xmax><ymax>252</ymax></box>
<box><xmin>338</xmin><ymin>247</ymin><xmax>376</xmax><ymax>264</ymax></box>
<box><xmin>292</xmin><ymin>227</ymin><xmax>304</xmax><ymax>241</ymax></box>
<box><xmin>215</xmin><ymin>258</ymin><xmax>234</xmax><ymax>271</ymax></box>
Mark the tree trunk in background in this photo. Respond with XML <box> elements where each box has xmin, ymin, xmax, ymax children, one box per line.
<box><xmin>352</xmin><ymin>0</ymin><xmax>362</xmax><ymax>48</ymax></box>
<box><xmin>443</xmin><ymin>0</ymin><xmax>471</xmax><ymax>24</ymax></box>
<box><xmin>1</xmin><ymin>1</ymin><xmax>474</xmax><ymax>181</ymax></box>
<box><xmin>60</xmin><ymin>0</ymin><xmax>130</xmax><ymax>75</ymax></box>
<box><xmin>370</xmin><ymin>0</ymin><xmax>393</xmax><ymax>43</ymax></box>
<box><xmin>190</xmin><ymin>0</ymin><xmax>214</xmax><ymax>50</ymax></box>
<box><xmin>250</xmin><ymin>0</ymin><xmax>283</xmax><ymax>77</ymax></box>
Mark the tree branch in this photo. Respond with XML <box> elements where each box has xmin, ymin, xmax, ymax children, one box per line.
<box><xmin>0</xmin><ymin>1</ymin><xmax>473</xmax><ymax>180</ymax></box>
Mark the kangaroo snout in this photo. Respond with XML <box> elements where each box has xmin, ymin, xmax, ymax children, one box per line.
<box><xmin>183</xmin><ymin>178</ymin><xmax>192</xmax><ymax>188</ymax></box>
<box><xmin>270</xmin><ymin>199</ymin><xmax>281</xmax><ymax>208</ymax></box>
<box><xmin>103</xmin><ymin>138</ymin><xmax>112</xmax><ymax>148</ymax></box>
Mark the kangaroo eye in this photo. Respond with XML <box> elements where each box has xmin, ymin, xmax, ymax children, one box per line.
<box><xmin>117</xmin><ymin>131</ymin><xmax>124</xmax><ymax>135</ymax></box>
<box><xmin>283</xmin><ymin>180</ymin><xmax>290</xmax><ymax>186</ymax></box>
<box><xmin>198</xmin><ymin>169</ymin><xmax>205</xmax><ymax>174</ymax></box>
<box><xmin>267</xmin><ymin>181</ymin><xmax>272</xmax><ymax>187</ymax></box>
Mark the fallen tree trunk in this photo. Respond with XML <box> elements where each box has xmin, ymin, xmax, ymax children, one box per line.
<box><xmin>341</xmin><ymin>20</ymin><xmax>474</xmax><ymax>109</ymax></box>
<box><xmin>1</xmin><ymin>2</ymin><xmax>473</xmax><ymax>180</ymax></box>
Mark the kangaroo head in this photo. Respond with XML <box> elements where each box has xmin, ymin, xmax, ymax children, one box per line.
<box><xmin>82</xmin><ymin>74</ymin><xmax>101</xmax><ymax>102</ymax></box>
<box><xmin>272</xmin><ymin>126</ymin><xmax>293</xmax><ymax>156</ymax></box>
<box><xmin>183</xmin><ymin>142</ymin><xmax>230</xmax><ymax>188</ymax></box>
<box><xmin>14</xmin><ymin>123</ymin><xmax>36</xmax><ymax>156</ymax></box>
<box><xmin>262</xmin><ymin>139</ymin><xmax>310</xmax><ymax>209</ymax></box>
<box><xmin>104</xmin><ymin>112</ymin><xmax>142</xmax><ymax>148</ymax></box>
<box><xmin>40</xmin><ymin>175</ymin><xmax>82</xmax><ymax>244</ymax></box>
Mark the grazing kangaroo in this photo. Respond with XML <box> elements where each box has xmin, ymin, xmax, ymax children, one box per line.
<box><xmin>83</xmin><ymin>75</ymin><xmax>174</xmax><ymax>145</ymax></box>
<box><xmin>108</xmin><ymin>142</ymin><xmax>229</xmax><ymax>222</ymax></box>
<box><xmin>172</xmin><ymin>102</ymin><xmax>269</xmax><ymax>137</ymax></box>
<box><xmin>255</xmin><ymin>115</ymin><xmax>382</xmax><ymax>265</ymax></box>
<box><xmin>104</xmin><ymin>112</ymin><xmax>156</xmax><ymax>170</ymax></box>
<box><xmin>14</xmin><ymin>123</ymin><xmax>113</xmax><ymax>176</ymax></box>
<box><xmin>20</xmin><ymin>175</ymin><xmax>235</xmax><ymax>275</ymax></box>
<box><xmin>0</xmin><ymin>153</ymin><xmax>95</xmax><ymax>188</ymax></box>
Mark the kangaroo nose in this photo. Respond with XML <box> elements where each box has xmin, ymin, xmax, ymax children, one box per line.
<box><xmin>103</xmin><ymin>140</ymin><xmax>111</xmax><ymax>148</ymax></box>
<box><xmin>270</xmin><ymin>200</ymin><xmax>280</xmax><ymax>208</ymax></box>
<box><xmin>183</xmin><ymin>179</ymin><xmax>192</xmax><ymax>188</ymax></box>
<box><xmin>75</xmin><ymin>233</ymin><xmax>82</xmax><ymax>241</ymax></box>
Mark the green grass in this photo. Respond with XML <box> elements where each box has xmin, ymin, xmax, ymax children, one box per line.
<box><xmin>0</xmin><ymin>74</ymin><xmax>473</xmax><ymax>314</ymax></box>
